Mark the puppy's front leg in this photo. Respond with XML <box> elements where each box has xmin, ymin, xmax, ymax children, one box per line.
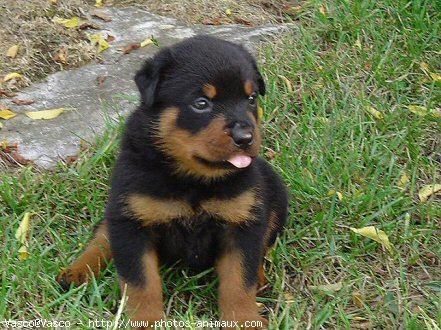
<box><xmin>120</xmin><ymin>249</ymin><xmax>163</xmax><ymax>330</ymax></box>
<box><xmin>217</xmin><ymin>244</ymin><xmax>268</xmax><ymax>330</ymax></box>
<box><xmin>110</xmin><ymin>220</ymin><xmax>163</xmax><ymax>329</ymax></box>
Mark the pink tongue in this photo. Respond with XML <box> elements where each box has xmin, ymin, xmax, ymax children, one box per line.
<box><xmin>227</xmin><ymin>155</ymin><xmax>252</xmax><ymax>168</ymax></box>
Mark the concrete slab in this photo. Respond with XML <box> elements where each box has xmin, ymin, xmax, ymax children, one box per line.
<box><xmin>0</xmin><ymin>7</ymin><xmax>287</xmax><ymax>169</ymax></box>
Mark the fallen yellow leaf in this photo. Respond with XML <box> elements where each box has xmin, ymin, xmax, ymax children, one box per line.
<box><xmin>25</xmin><ymin>108</ymin><xmax>65</xmax><ymax>120</ymax></box>
<box><xmin>225</xmin><ymin>9</ymin><xmax>233</xmax><ymax>16</ymax></box>
<box><xmin>95</xmin><ymin>0</ymin><xmax>104</xmax><ymax>7</ymax></box>
<box><xmin>0</xmin><ymin>109</ymin><xmax>17</xmax><ymax>120</ymax></box>
<box><xmin>407</xmin><ymin>105</ymin><xmax>429</xmax><ymax>116</ymax></box>
<box><xmin>418</xmin><ymin>184</ymin><xmax>441</xmax><ymax>202</ymax></box>
<box><xmin>87</xmin><ymin>33</ymin><xmax>110</xmax><ymax>53</ymax></box>
<box><xmin>430</xmin><ymin>72</ymin><xmax>441</xmax><ymax>82</ymax></box>
<box><xmin>278</xmin><ymin>75</ymin><xmax>293</xmax><ymax>93</ymax></box>
<box><xmin>0</xmin><ymin>122</ymin><xmax>3</xmax><ymax>129</ymax></box>
<box><xmin>419</xmin><ymin>61</ymin><xmax>429</xmax><ymax>73</ymax></box>
<box><xmin>309</xmin><ymin>282</ymin><xmax>342</xmax><ymax>293</ymax></box>
<box><xmin>365</xmin><ymin>106</ymin><xmax>384</xmax><ymax>120</ymax></box>
<box><xmin>398</xmin><ymin>173</ymin><xmax>409</xmax><ymax>188</ymax></box>
<box><xmin>3</xmin><ymin>72</ymin><xmax>23</xmax><ymax>82</ymax></box>
<box><xmin>140</xmin><ymin>38</ymin><xmax>153</xmax><ymax>48</ymax></box>
<box><xmin>350</xmin><ymin>226</ymin><xmax>392</xmax><ymax>252</ymax></box>
<box><xmin>6</xmin><ymin>45</ymin><xmax>19</xmax><ymax>59</ymax></box>
<box><xmin>18</xmin><ymin>245</ymin><xmax>29</xmax><ymax>261</ymax></box>
<box><xmin>257</xmin><ymin>106</ymin><xmax>263</xmax><ymax>119</ymax></box>
<box><xmin>352</xmin><ymin>291</ymin><xmax>364</xmax><ymax>308</ymax></box>
<box><xmin>328</xmin><ymin>190</ymin><xmax>343</xmax><ymax>201</ymax></box>
<box><xmin>284</xmin><ymin>292</ymin><xmax>295</xmax><ymax>304</ymax></box>
<box><xmin>53</xmin><ymin>17</ymin><xmax>81</xmax><ymax>28</ymax></box>
<box><xmin>15</xmin><ymin>212</ymin><xmax>31</xmax><ymax>244</ymax></box>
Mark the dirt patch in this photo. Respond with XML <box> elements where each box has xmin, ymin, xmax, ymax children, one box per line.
<box><xmin>0</xmin><ymin>0</ymin><xmax>296</xmax><ymax>92</ymax></box>
<box><xmin>115</xmin><ymin>0</ymin><xmax>293</xmax><ymax>25</ymax></box>
<box><xmin>0</xmin><ymin>0</ymin><xmax>96</xmax><ymax>91</ymax></box>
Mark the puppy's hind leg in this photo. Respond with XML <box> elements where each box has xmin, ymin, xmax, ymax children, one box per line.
<box><xmin>57</xmin><ymin>219</ymin><xmax>112</xmax><ymax>289</ymax></box>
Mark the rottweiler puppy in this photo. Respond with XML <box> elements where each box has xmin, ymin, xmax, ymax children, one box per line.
<box><xmin>58</xmin><ymin>35</ymin><xmax>288</xmax><ymax>329</ymax></box>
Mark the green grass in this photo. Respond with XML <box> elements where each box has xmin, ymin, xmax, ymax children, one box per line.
<box><xmin>1</xmin><ymin>0</ymin><xmax>440</xmax><ymax>329</ymax></box>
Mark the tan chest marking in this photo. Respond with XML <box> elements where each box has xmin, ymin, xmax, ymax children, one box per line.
<box><xmin>126</xmin><ymin>194</ymin><xmax>194</xmax><ymax>226</ymax></box>
<box><xmin>201</xmin><ymin>189</ymin><xmax>260</xmax><ymax>224</ymax></box>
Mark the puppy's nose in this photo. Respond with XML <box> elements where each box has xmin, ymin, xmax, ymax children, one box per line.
<box><xmin>231</xmin><ymin>123</ymin><xmax>254</xmax><ymax>149</ymax></box>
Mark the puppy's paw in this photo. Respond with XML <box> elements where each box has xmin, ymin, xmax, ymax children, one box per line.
<box><xmin>57</xmin><ymin>266</ymin><xmax>90</xmax><ymax>290</ymax></box>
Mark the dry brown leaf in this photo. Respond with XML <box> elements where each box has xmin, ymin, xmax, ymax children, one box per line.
<box><xmin>65</xmin><ymin>155</ymin><xmax>78</xmax><ymax>165</ymax></box>
<box><xmin>96</xmin><ymin>75</ymin><xmax>107</xmax><ymax>85</ymax></box>
<box><xmin>6</xmin><ymin>45</ymin><xmax>19</xmax><ymax>59</ymax></box>
<box><xmin>0</xmin><ymin>89</ymin><xmax>17</xmax><ymax>98</ymax></box>
<box><xmin>122</xmin><ymin>43</ymin><xmax>140</xmax><ymax>54</ymax></box>
<box><xmin>52</xmin><ymin>47</ymin><xmax>68</xmax><ymax>64</ymax></box>
<box><xmin>106</xmin><ymin>34</ymin><xmax>115</xmax><ymax>42</ymax></box>
<box><xmin>282</xmin><ymin>5</ymin><xmax>304</xmax><ymax>16</ymax></box>
<box><xmin>0</xmin><ymin>141</ymin><xmax>17</xmax><ymax>152</ymax></box>
<box><xmin>202</xmin><ymin>18</ymin><xmax>223</xmax><ymax>26</ymax></box>
<box><xmin>11</xmin><ymin>99</ymin><xmax>34</xmax><ymax>106</ymax></box>
<box><xmin>79</xmin><ymin>21</ymin><xmax>101</xmax><ymax>30</ymax></box>
<box><xmin>234</xmin><ymin>17</ymin><xmax>253</xmax><ymax>26</ymax></box>
<box><xmin>91</xmin><ymin>9</ymin><xmax>112</xmax><ymax>22</ymax></box>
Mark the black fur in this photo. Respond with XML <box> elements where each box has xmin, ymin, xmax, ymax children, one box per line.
<box><xmin>107</xmin><ymin>35</ymin><xmax>288</xmax><ymax>290</ymax></box>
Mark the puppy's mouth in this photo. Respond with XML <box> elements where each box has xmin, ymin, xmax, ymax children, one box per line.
<box><xmin>195</xmin><ymin>154</ymin><xmax>255</xmax><ymax>169</ymax></box>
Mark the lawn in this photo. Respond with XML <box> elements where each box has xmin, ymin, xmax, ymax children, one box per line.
<box><xmin>1</xmin><ymin>0</ymin><xmax>440</xmax><ymax>329</ymax></box>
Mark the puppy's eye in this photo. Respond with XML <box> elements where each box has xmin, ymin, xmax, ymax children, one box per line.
<box><xmin>248</xmin><ymin>93</ymin><xmax>257</xmax><ymax>106</ymax></box>
<box><xmin>191</xmin><ymin>98</ymin><xmax>211</xmax><ymax>112</ymax></box>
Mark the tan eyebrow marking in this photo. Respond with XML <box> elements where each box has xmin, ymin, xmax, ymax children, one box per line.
<box><xmin>244</xmin><ymin>80</ymin><xmax>254</xmax><ymax>96</ymax></box>
<box><xmin>203</xmin><ymin>84</ymin><xmax>217</xmax><ymax>99</ymax></box>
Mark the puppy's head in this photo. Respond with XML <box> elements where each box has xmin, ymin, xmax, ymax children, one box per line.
<box><xmin>135</xmin><ymin>36</ymin><xmax>266</xmax><ymax>180</ymax></box>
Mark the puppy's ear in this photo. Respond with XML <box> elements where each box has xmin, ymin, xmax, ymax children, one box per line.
<box><xmin>134</xmin><ymin>50</ymin><xmax>171</xmax><ymax>108</ymax></box>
